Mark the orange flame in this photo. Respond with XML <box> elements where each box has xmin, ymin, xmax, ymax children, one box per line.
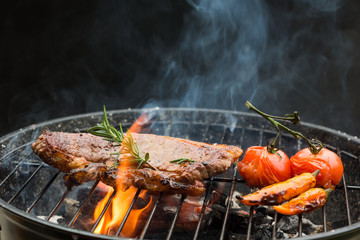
<box><xmin>93</xmin><ymin>113</ymin><xmax>153</xmax><ymax>237</ymax></box>
<box><xmin>128</xmin><ymin>112</ymin><xmax>151</xmax><ymax>133</ymax></box>
<box><xmin>93</xmin><ymin>186</ymin><xmax>152</xmax><ymax>237</ymax></box>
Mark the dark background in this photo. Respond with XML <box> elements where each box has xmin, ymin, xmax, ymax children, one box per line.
<box><xmin>1</xmin><ymin>0</ymin><xmax>360</xmax><ymax>137</ymax></box>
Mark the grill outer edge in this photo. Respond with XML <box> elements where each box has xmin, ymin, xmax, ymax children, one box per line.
<box><xmin>1</xmin><ymin>107</ymin><xmax>360</xmax><ymax>240</ymax></box>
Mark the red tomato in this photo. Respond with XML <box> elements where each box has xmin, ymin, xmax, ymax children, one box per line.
<box><xmin>290</xmin><ymin>148</ymin><xmax>343</xmax><ymax>190</ymax></box>
<box><xmin>237</xmin><ymin>146</ymin><xmax>292</xmax><ymax>188</ymax></box>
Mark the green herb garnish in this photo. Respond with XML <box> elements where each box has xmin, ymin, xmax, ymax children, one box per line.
<box><xmin>89</xmin><ymin>106</ymin><xmax>195</xmax><ymax>169</ymax></box>
<box><xmin>87</xmin><ymin>106</ymin><xmax>157</xmax><ymax>170</ymax></box>
<box><xmin>121</xmin><ymin>131</ymin><xmax>157</xmax><ymax>170</ymax></box>
<box><xmin>170</xmin><ymin>158</ymin><xmax>196</xmax><ymax>164</ymax></box>
<box><xmin>87</xmin><ymin>106</ymin><xmax>124</xmax><ymax>145</ymax></box>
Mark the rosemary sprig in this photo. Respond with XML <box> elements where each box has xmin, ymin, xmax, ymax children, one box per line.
<box><xmin>170</xmin><ymin>158</ymin><xmax>196</xmax><ymax>164</ymax></box>
<box><xmin>88</xmin><ymin>106</ymin><xmax>195</xmax><ymax>169</ymax></box>
<box><xmin>87</xmin><ymin>106</ymin><xmax>157</xmax><ymax>170</ymax></box>
<box><xmin>87</xmin><ymin>106</ymin><xmax>124</xmax><ymax>145</ymax></box>
<box><xmin>121</xmin><ymin>130</ymin><xmax>158</xmax><ymax>170</ymax></box>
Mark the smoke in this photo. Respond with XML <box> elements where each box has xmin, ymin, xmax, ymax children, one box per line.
<box><xmin>143</xmin><ymin>0</ymin><xmax>357</xmax><ymax>134</ymax></box>
<box><xmin>303</xmin><ymin>0</ymin><xmax>343</xmax><ymax>13</ymax></box>
<box><xmin>2</xmin><ymin>0</ymin><xmax>360</xmax><ymax>137</ymax></box>
<box><xmin>148</xmin><ymin>0</ymin><xmax>268</xmax><ymax>109</ymax></box>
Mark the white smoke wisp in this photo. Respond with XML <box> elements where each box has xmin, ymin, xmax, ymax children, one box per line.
<box><xmin>150</xmin><ymin>0</ymin><xmax>268</xmax><ymax>110</ymax></box>
<box><xmin>145</xmin><ymin>0</ymin><xmax>355</xmax><ymax>133</ymax></box>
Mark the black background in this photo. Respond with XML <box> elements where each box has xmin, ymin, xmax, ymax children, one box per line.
<box><xmin>1</xmin><ymin>0</ymin><xmax>360</xmax><ymax>138</ymax></box>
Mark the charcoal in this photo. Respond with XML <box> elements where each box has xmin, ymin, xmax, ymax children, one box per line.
<box><xmin>302</xmin><ymin>218</ymin><xmax>320</xmax><ymax>235</ymax></box>
<box><xmin>1</xmin><ymin>109</ymin><xmax>359</xmax><ymax>240</ymax></box>
<box><xmin>275</xmin><ymin>230</ymin><xmax>289</xmax><ymax>239</ymax></box>
<box><xmin>253</xmin><ymin>206</ymin><xmax>273</xmax><ymax>226</ymax></box>
<box><xmin>253</xmin><ymin>215</ymin><xmax>273</xmax><ymax>226</ymax></box>
<box><xmin>277</xmin><ymin>215</ymin><xmax>320</xmax><ymax>235</ymax></box>
<box><xmin>64</xmin><ymin>198</ymin><xmax>80</xmax><ymax>217</ymax></box>
<box><xmin>252</xmin><ymin>225</ymin><xmax>271</xmax><ymax>240</ymax></box>
<box><xmin>330</xmin><ymin>219</ymin><xmax>350</xmax><ymax>229</ymax></box>
<box><xmin>231</xmin><ymin>191</ymin><xmax>244</xmax><ymax>209</ymax></box>
<box><xmin>254</xmin><ymin>206</ymin><xmax>268</xmax><ymax>215</ymax></box>
<box><xmin>210</xmin><ymin>189</ymin><xmax>228</xmax><ymax>206</ymax></box>
<box><xmin>37</xmin><ymin>215</ymin><xmax>63</xmax><ymax>224</ymax></box>
<box><xmin>277</xmin><ymin>216</ymin><xmax>299</xmax><ymax>234</ymax></box>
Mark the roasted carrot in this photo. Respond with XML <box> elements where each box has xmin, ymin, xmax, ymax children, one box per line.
<box><xmin>236</xmin><ymin>170</ymin><xmax>319</xmax><ymax>206</ymax></box>
<box><xmin>273</xmin><ymin>188</ymin><xmax>331</xmax><ymax>215</ymax></box>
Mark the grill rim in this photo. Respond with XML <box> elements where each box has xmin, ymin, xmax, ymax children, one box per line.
<box><xmin>1</xmin><ymin>107</ymin><xmax>360</xmax><ymax>146</ymax></box>
<box><xmin>0</xmin><ymin>200</ymin><xmax>123</xmax><ymax>240</ymax></box>
<box><xmin>1</xmin><ymin>107</ymin><xmax>360</xmax><ymax>240</ymax></box>
<box><xmin>2</xmin><ymin>196</ymin><xmax>360</xmax><ymax>240</ymax></box>
<box><xmin>2</xmin><ymin>192</ymin><xmax>360</xmax><ymax>240</ymax></box>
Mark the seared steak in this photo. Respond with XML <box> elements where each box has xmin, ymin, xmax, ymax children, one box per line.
<box><xmin>32</xmin><ymin>131</ymin><xmax>242</xmax><ymax>195</ymax></box>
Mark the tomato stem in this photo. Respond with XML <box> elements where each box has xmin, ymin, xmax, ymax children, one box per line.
<box><xmin>266</xmin><ymin>132</ymin><xmax>283</xmax><ymax>159</ymax></box>
<box><xmin>245</xmin><ymin>101</ymin><xmax>301</xmax><ymax>125</ymax></box>
<box><xmin>245</xmin><ymin>101</ymin><xmax>323</xmax><ymax>154</ymax></box>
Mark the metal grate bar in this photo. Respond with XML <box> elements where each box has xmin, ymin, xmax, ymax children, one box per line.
<box><xmin>298</xmin><ymin>214</ymin><xmax>303</xmax><ymax>237</ymax></box>
<box><xmin>338</xmin><ymin>150</ymin><xmax>352</xmax><ymax>226</ymax></box>
<box><xmin>192</xmin><ymin>178</ymin><xmax>214</xmax><ymax>240</ymax></box>
<box><xmin>246</xmin><ymin>206</ymin><xmax>254</xmax><ymax>240</ymax></box>
<box><xmin>340</xmin><ymin>150</ymin><xmax>357</xmax><ymax>159</ymax></box>
<box><xmin>342</xmin><ymin>174</ymin><xmax>352</xmax><ymax>226</ymax></box>
<box><xmin>91</xmin><ymin>190</ymin><xmax>117</xmax><ymax>233</ymax></box>
<box><xmin>258</xmin><ymin>129</ymin><xmax>264</xmax><ymax>146</ymax></box>
<box><xmin>2</xmin><ymin>110</ymin><xmax>360</xmax><ymax>240</ymax></box>
<box><xmin>7</xmin><ymin>162</ymin><xmax>45</xmax><ymax>204</ymax></box>
<box><xmin>0</xmin><ymin>158</ymin><xmax>27</xmax><ymax>187</ymax></box>
<box><xmin>187</xmin><ymin>122</ymin><xmax>212</xmax><ymax>240</ymax></box>
<box><xmin>46</xmin><ymin>187</ymin><xmax>71</xmax><ymax>221</ymax></box>
<box><xmin>139</xmin><ymin>192</ymin><xmax>163</xmax><ymax>240</ymax></box>
<box><xmin>219</xmin><ymin>127</ymin><xmax>244</xmax><ymax>239</ymax></box>
<box><xmin>218</xmin><ymin>124</ymin><xmax>228</xmax><ymax>144</ymax></box>
<box><xmin>244</xmin><ymin>128</ymin><xmax>264</xmax><ymax>240</ymax></box>
<box><xmin>115</xmin><ymin>188</ymin><xmax>142</xmax><ymax>237</ymax></box>
<box><xmin>165</xmin><ymin>194</ymin><xmax>187</xmax><ymax>240</ymax></box>
<box><xmin>68</xmin><ymin>180</ymin><xmax>100</xmax><ymax>228</ymax></box>
<box><xmin>322</xmin><ymin>205</ymin><xmax>327</xmax><ymax>232</ymax></box>
<box><xmin>272</xmin><ymin>212</ymin><xmax>278</xmax><ymax>240</ymax></box>
<box><xmin>0</xmin><ymin>142</ymin><xmax>37</xmax><ymax>187</ymax></box>
<box><xmin>26</xmin><ymin>170</ymin><xmax>61</xmax><ymax>213</ymax></box>
<box><xmin>219</xmin><ymin>164</ymin><xmax>238</xmax><ymax>240</ymax></box>
<box><xmin>0</xmin><ymin>142</ymin><xmax>33</xmax><ymax>163</ymax></box>
<box><xmin>213</xmin><ymin>177</ymin><xmax>245</xmax><ymax>183</ymax></box>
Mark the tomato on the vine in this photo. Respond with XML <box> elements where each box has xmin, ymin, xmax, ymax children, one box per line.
<box><xmin>290</xmin><ymin>148</ymin><xmax>343</xmax><ymax>190</ymax></box>
<box><xmin>237</xmin><ymin>146</ymin><xmax>292</xmax><ymax>188</ymax></box>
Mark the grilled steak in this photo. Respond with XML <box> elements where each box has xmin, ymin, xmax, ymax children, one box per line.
<box><xmin>32</xmin><ymin>131</ymin><xmax>242</xmax><ymax>195</ymax></box>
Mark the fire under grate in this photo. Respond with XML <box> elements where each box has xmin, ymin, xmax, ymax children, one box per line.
<box><xmin>0</xmin><ymin>108</ymin><xmax>360</xmax><ymax>240</ymax></box>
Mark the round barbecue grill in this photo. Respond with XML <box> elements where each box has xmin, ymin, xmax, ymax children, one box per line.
<box><xmin>0</xmin><ymin>108</ymin><xmax>359</xmax><ymax>240</ymax></box>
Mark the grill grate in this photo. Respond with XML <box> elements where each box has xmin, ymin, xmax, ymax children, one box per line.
<box><xmin>0</xmin><ymin>108</ymin><xmax>360</xmax><ymax>240</ymax></box>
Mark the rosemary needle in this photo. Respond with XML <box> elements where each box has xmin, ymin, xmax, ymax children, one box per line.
<box><xmin>170</xmin><ymin>158</ymin><xmax>196</xmax><ymax>164</ymax></box>
<box><xmin>88</xmin><ymin>106</ymin><xmax>157</xmax><ymax>170</ymax></box>
<box><xmin>89</xmin><ymin>106</ymin><xmax>194</xmax><ymax>170</ymax></box>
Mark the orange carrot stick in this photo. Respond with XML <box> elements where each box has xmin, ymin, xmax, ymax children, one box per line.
<box><xmin>273</xmin><ymin>188</ymin><xmax>331</xmax><ymax>215</ymax></box>
<box><xmin>237</xmin><ymin>170</ymin><xmax>319</xmax><ymax>206</ymax></box>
